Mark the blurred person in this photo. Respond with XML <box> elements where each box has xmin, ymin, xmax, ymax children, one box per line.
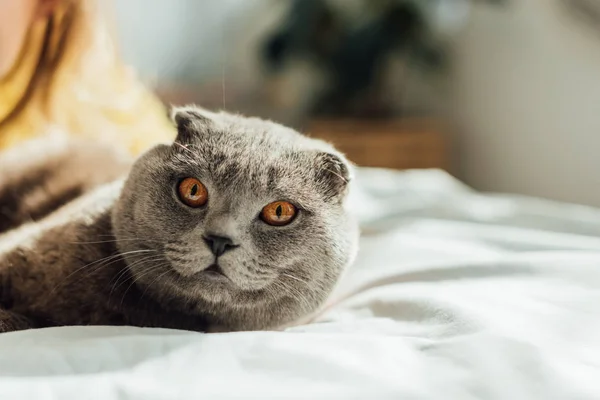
<box><xmin>0</xmin><ymin>0</ymin><xmax>174</xmax><ymax>154</ymax></box>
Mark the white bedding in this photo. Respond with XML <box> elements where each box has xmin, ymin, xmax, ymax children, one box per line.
<box><xmin>1</xmin><ymin>168</ymin><xmax>599</xmax><ymax>399</ymax></box>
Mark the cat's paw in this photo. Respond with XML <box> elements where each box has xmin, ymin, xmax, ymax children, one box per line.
<box><xmin>0</xmin><ymin>310</ymin><xmax>33</xmax><ymax>333</ymax></box>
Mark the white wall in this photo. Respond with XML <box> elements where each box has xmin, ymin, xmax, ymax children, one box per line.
<box><xmin>449</xmin><ymin>0</ymin><xmax>600</xmax><ymax>206</ymax></box>
<box><xmin>113</xmin><ymin>0</ymin><xmax>249</xmax><ymax>82</ymax></box>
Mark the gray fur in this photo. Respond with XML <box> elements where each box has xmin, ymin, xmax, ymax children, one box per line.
<box><xmin>0</xmin><ymin>107</ymin><xmax>358</xmax><ymax>332</ymax></box>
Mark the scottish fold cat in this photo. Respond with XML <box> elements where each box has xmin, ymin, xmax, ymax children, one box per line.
<box><xmin>0</xmin><ymin>107</ymin><xmax>358</xmax><ymax>332</ymax></box>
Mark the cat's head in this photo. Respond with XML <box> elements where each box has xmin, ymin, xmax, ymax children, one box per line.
<box><xmin>112</xmin><ymin>106</ymin><xmax>358</xmax><ymax>331</ymax></box>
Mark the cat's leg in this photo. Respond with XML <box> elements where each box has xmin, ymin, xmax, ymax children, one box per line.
<box><xmin>0</xmin><ymin>309</ymin><xmax>33</xmax><ymax>333</ymax></box>
<box><xmin>0</xmin><ymin>137</ymin><xmax>131</xmax><ymax>234</ymax></box>
<box><xmin>0</xmin><ymin>271</ymin><xmax>34</xmax><ymax>333</ymax></box>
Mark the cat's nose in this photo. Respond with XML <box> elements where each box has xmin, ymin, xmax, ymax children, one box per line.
<box><xmin>203</xmin><ymin>235</ymin><xmax>237</xmax><ymax>257</ymax></box>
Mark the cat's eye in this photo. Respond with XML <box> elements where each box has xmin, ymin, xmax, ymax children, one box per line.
<box><xmin>178</xmin><ymin>177</ymin><xmax>208</xmax><ymax>208</ymax></box>
<box><xmin>260</xmin><ymin>201</ymin><xmax>297</xmax><ymax>226</ymax></box>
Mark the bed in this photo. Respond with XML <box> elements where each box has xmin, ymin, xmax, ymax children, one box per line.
<box><xmin>1</xmin><ymin>168</ymin><xmax>599</xmax><ymax>399</ymax></box>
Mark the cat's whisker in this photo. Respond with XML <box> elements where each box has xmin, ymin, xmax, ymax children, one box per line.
<box><xmin>173</xmin><ymin>141</ymin><xmax>194</xmax><ymax>155</ymax></box>
<box><xmin>109</xmin><ymin>255</ymin><xmax>164</xmax><ymax>296</ymax></box>
<box><xmin>280</xmin><ymin>272</ymin><xmax>308</xmax><ymax>285</ymax></box>
<box><xmin>319</xmin><ymin>167</ymin><xmax>348</xmax><ymax>183</ymax></box>
<box><xmin>121</xmin><ymin>262</ymin><xmax>170</xmax><ymax>306</ymax></box>
<box><xmin>271</xmin><ymin>280</ymin><xmax>311</xmax><ymax>312</ymax></box>
<box><xmin>176</xmin><ymin>140</ymin><xmax>204</xmax><ymax>162</ymax></box>
<box><xmin>49</xmin><ymin>249</ymin><xmax>156</xmax><ymax>295</ymax></box>
<box><xmin>68</xmin><ymin>238</ymin><xmax>160</xmax><ymax>245</ymax></box>
<box><xmin>139</xmin><ymin>266</ymin><xmax>173</xmax><ymax>302</ymax></box>
<box><xmin>109</xmin><ymin>269</ymin><xmax>132</xmax><ymax>295</ymax></box>
<box><xmin>173</xmin><ymin>142</ymin><xmax>200</xmax><ymax>167</ymax></box>
<box><xmin>110</xmin><ymin>262</ymin><xmax>165</xmax><ymax>305</ymax></box>
<box><xmin>271</xmin><ymin>279</ymin><xmax>300</xmax><ymax>298</ymax></box>
<box><xmin>49</xmin><ymin>253</ymin><xmax>121</xmax><ymax>294</ymax></box>
<box><xmin>98</xmin><ymin>234</ymin><xmax>163</xmax><ymax>242</ymax></box>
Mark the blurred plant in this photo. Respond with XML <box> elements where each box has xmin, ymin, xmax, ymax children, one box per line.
<box><xmin>261</xmin><ymin>0</ymin><xmax>505</xmax><ymax>118</ymax></box>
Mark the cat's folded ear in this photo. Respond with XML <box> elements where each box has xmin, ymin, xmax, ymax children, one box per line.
<box><xmin>170</xmin><ymin>105</ymin><xmax>216</xmax><ymax>145</ymax></box>
<box><xmin>313</xmin><ymin>152</ymin><xmax>352</xmax><ymax>202</ymax></box>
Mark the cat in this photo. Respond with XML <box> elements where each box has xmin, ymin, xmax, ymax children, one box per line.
<box><xmin>0</xmin><ymin>106</ymin><xmax>359</xmax><ymax>333</ymax></box>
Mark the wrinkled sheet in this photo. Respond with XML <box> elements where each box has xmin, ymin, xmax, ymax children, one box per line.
<box><xmin>1</xmin><ymin>168</ymin><xmax>599</xmax><ymax>399</ymax></box>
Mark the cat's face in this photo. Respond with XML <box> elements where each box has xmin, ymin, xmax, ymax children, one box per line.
<box><xmin>112</xmin><ymin>107</ymin><xmax>358</xmax><ymax>330</ymax></box>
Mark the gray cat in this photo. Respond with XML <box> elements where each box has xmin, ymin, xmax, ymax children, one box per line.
<box><xmin>0</xmin><ymin>107</ymin><xmax>358</xmax><ymax>333</ymax></box>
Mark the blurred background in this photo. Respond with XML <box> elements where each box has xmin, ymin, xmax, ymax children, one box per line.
<box><xmin>114</xmin><ymin>0</ymin><xmax>600</xmax><ymax>206</ymax></box>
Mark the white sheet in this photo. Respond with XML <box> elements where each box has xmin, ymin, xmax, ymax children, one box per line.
<box><xmin>1</xmin><ymin>168</ymin><xmax>599</xmax><ymax>399</ymax></box>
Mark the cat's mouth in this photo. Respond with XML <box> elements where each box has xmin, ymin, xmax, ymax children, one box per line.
<box><xmin>202</xmin><ymin>264</ymin><xmax>228</xmax><ymax>280</ymax></box>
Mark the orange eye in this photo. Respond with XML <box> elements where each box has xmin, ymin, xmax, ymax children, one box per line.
<box><xmin>260</xmin><ymin>201</ymin><xmax>297</xmax><ymax>226</ymax></box>
<box><xmin>178</xmin><ymin>178</ymin><xmax>208</xmax><ymax>207</ymax></box>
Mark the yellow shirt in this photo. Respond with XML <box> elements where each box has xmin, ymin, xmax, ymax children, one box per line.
<box><xmin>0</xmin><ymin>2</ymin><xmax>175</xmax><ymax>155</ymax></box>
